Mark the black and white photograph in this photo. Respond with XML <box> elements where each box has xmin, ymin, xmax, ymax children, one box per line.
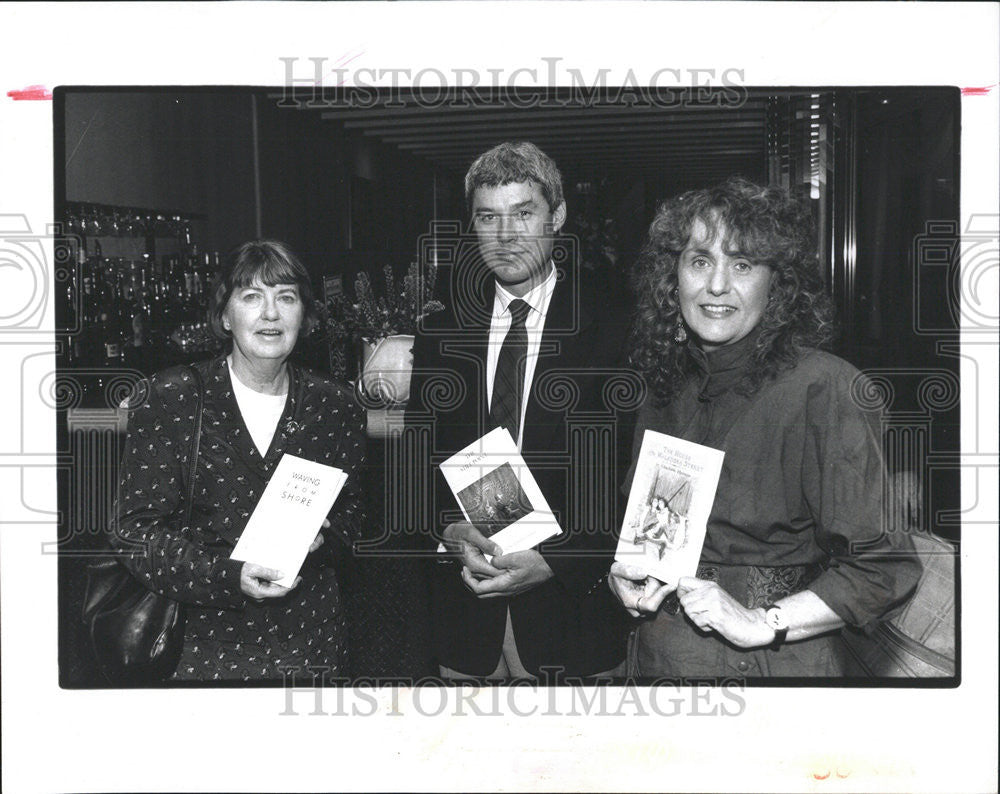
<box><xmin>50</xmin><ymin>82</ymin><xmax>962</xmax><ymax>689</ymax></box>
<box><xmin>1</xmin><ymin>3</ymin><xmax>997</xmax><ymax>793</ymax></box>
<box><xmin>457</xmin><ymin>462</ymin><xmax>534</xmax><ymax>537</ymax></box>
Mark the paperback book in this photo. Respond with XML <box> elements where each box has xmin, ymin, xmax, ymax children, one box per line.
<box><xmin>616</xmin><ymin>430</ymin><xmax>724</xmax><ymax>586</ymax></box>
<box><xmin>231</xmin><ymin>453</ymin><xmax>348</xmax><ymax>588</ymax></box>
<box><xmin>439</xmin><ymin>427</ymin><xmax>562</xmax><ymax>554</ymax></box>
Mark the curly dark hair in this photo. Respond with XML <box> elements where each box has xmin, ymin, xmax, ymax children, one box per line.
<box><xmin>631</xmin><ymin>177</ymin><xmax>834</xmax><ymax>403</ymax></box>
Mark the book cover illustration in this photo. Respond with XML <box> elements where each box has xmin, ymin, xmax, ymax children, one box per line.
<box><xmin>456</xmin><ymin>461</ymin><xmax>533</xmax><ymax>537</ymax></box>
<box><xmin>439</xmin><ymin>427</ymin><xmax>562</xmax><ymax>554</ymax></box>
<box><xmin>231</xmin><ymin>453</ymin><xmax>347</xmax><ymax>588</ymax></box>
<box><xmin>616</xmin><ymin>430</ymin><xmax>724</xmax><ymax>586</ymax></box>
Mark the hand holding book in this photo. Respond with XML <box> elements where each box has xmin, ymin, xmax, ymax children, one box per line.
<box><xmin>240</xmin><ymin>562</ymin><xmax>300</xmax><ymax>600</ymax></box>
<box><xmin>442</xmin><ymin>520</ymin><xmax>555</xmax><ymax>597</ymax></box>
<box><xmin>231</xmin><ymin>455</ymin><xmax>348</xmax><ymax>589</ymax></box>
<box><xmin>441</xmin><ymin>520</ymin><xmax>503</xmax><ymax>578</ymax></box>
<box><xmin>237</xmin><ymin>518</ymin><xmax>329</xmax><ymax>600</ymax></box>
<box><xmin>439</xmin><ymin>428</ymin><xmax>562</xmax><ymax>557</ymax></box>
<box><xmin>614</xmin><ymin>430</ymin><xmax>724</xmax><ymax>587</ymax></box>
<box><xmin>460</xmin><ymin>547</ymin><xmax>555</xmax><ymax>598</ymax></box>
<box><xmin>308</xmin><ymin>522</ymin><xmax>327</xmax><ymax>553</ymax></box>
<box><xmin>608</xmin><ymin>561</ymin><xmax>674</xmax><ymax>618</ymax></box>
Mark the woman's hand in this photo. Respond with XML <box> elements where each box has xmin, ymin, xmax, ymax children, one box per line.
<box><xmin>676</xmin><ymin>577</ymin><xmax>774</xmax><ymax>648</ymax></box>
<box><xmin>308</xmin><ymin>518</ymin><xmax>330</xmax><ymax>554</ymax></box>
<box><xmin>608</xmin><ymin>562</ymin><xmax>674</xmax><ymax>618</ymax></box>
<box><xmin>240</xmin><ymin>562</ymin><xmax>301</xmax><ymax>601</ymax></box>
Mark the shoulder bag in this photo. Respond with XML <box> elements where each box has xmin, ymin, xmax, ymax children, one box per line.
<box><xmin>82</xmin><ymin>365</ymin><xmax>205</xmax><ymax>685</ymax></box>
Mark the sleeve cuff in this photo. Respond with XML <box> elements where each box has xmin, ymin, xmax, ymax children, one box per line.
<box><xmin>215</xmin><ymin>556</ymin><xmax>249</xmax><ymax>608</ymax></box>
<box><xmin>542</xmin><ymin>550</ymin><xmax>612</xmax><ymax>599</ymax></box>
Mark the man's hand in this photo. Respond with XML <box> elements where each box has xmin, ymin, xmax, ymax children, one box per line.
<box><xmin>676</xmin><ymin>577</ymin><xmax>774</xmax><ymax>648</ymax></box>
<box><xmin>442</xmin><ymin>521</ymin><xmax>505</xmax><ymax>579</ymax></box>
<box><xmin>461</xmin><ymin>549</ymin><xmax>554</xmax><ymax>598</ymax></box>
<box><xmin>608</xmin><ymin>561</ymin><xmax>674</xmax><ymax>617</ymax></box>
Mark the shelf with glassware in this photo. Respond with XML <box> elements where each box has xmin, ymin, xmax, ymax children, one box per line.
<box><xmin>58</xmin><ymin>202</ymin><xmax>224</xmax><ymax>409</ymax></box>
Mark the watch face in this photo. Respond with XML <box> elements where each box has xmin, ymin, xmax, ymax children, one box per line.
<box><xmin>766</xmin><ymin>608</ymin><xmax>788</xmax><ymax>631</ymax></box>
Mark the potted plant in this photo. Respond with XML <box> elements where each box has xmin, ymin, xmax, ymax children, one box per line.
<box><xmin>326</xmin><ymin>260</ymin><xmax>444</xmax><ymax>405</ymax></box>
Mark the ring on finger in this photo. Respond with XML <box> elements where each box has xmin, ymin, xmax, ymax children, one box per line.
<box><xmin>636</xmin><ymin>596</ymin><xmax>645</xmax><ymax>612</ymax></box>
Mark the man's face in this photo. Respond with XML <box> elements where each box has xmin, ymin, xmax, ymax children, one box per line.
<box><xmin>471</xmin><ymin>180</ymin><xmax>566</xmax><ymax>297</ymax></box>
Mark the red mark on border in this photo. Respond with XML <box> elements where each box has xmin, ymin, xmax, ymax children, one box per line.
<box><xmin>7</xmin><ymin>85</ymin><xmax>52</xmax><ymax>101</ymax></box>
<box><xmin>813</xmin><ymin>768</ymin><xmax>851</xmax><ymax>781</ymax></box>
<box><xmin>961</xmin><ymin>85</ymin><xmax>995</xmax><ymax>96</ymax></box>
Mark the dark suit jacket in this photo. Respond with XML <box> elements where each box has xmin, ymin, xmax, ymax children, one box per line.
<box><xmin>405</xmin><ymin>265</ymin><xmax>638</xmax><ymax>677</ymax></box>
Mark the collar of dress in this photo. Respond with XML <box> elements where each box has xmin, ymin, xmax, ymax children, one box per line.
<box><xmin>688</xmin><ymin>325</ymin><xmax>763</xmax><ymax>399</ymax></box>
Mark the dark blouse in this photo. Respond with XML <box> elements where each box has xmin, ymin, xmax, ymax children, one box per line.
<box><xmin>628</xmin><ymin>333</ymin><xmax>920</xmax><ymax>627</ymax></box>
<box><xmin>110</xmin><ymin>356</ymin><xmax>368</xmax><ymax>679</ymax></box>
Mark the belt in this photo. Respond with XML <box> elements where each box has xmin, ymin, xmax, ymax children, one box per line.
<box><xmin>660</xmin><ymin>562</ymin><xmax>823</xmax><ymax>615</ymax></box>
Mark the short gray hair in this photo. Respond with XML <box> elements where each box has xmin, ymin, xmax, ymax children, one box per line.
<box><xmin>464</xmin><ymin>141</ymin><xmax>564</xmax><ymax>212</ymax></box>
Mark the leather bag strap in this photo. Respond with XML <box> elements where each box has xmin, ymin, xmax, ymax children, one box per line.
<box><xmin>183</xmin><ymin>365</ymin><xmax>205</xmax><ymax>526</ymax></box>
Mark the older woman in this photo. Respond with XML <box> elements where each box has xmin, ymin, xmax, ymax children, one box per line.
<box><xmin>609</xmin><ymin>178</ymin><xmax>921</xmax><ymax>677</ymax></box>
<box><xmin>111</xmin><ymin>240</ymin><xmax>366</xmax><ymax>681</ymax></box>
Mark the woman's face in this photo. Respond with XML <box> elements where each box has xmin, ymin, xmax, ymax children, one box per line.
<box><xmin>677</xmin><ymin>216</ymin><xmax>774</xmax><ymax>352</ymax></box>
<box><xmin>223</xmin><ymin>280</ymin><xmax>304</xmax><ymax>365</ymax></box>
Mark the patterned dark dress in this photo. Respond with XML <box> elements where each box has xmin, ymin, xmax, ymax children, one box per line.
<box><xmin>110</xmin><ymin>356</ymin><xmax>367</xmax><ymax>682</ymax></box>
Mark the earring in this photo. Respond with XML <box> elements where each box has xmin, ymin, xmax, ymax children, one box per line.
<box><xmin>674</xmin><ymin>320</ymin><xmax>687</xmax><ymax>343</ymax></box>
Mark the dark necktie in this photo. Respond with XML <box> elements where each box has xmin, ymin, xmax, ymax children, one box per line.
<box><xmin>490</xmin><ymin>298</ymin><xmax>531</xmax><ymax>442</ymax></box>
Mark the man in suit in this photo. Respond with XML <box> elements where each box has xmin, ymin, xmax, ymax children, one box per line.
<box><xmin>405</xmin><ymin>141</ymin><xmax>635</xmax><ymax>680</ymax></box>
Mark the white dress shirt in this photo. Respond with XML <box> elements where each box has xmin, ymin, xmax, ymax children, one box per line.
<box><xmin>486</xmin><ymin>264</ymin><xmax>557</xmax><ymax>450</ymax></box>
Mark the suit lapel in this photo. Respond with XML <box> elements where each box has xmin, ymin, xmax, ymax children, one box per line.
<box><xmin>444</xmin><ymin>280</ymin><xmax>494</xmax><ymax>445</ymax></box>
<box><xmin>523</xmin><ymin>272</ymin><xmax>595</xmax><ymax>453</ymax></box>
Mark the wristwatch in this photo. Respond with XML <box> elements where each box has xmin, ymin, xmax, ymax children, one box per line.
<box><xmin>763</xmin><ymin>602</ymin><xmax>789</xmax><ymax>649</ymax></box>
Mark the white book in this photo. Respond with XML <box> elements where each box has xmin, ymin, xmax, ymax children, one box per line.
<box><xmin>231</xmin><ymin>453</ymin><xmax>348</xmax><ymax>588</ymax></box>
<box><xmin>615</xmin><ymin>430</ymin><xmax>725</xmax><ymax>587</ymax></box>
<box><xmin>439</xmin><ymin>427</ymin><xmax>562</xmax><ymax>555</ymax></box>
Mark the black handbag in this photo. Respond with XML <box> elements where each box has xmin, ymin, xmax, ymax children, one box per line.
<box><xmin>82</xmin><ymin>366</ymin><xmax>205</xmax><ymax>684</ymax></box>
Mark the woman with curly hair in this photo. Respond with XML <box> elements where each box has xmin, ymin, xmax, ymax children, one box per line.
<box><xmin>609</xmin><ymin>177</ymin><xmax>920</xmax><ymax>677</ymax></box>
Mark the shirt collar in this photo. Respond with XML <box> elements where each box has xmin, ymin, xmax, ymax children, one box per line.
<box><xmin>494</xmin><ymin>262</ymin><xmax>557</xmax><ymax>319</ymax></box>
<box><xmin>689</xmin><ymin>325</ymin><xmax>762</xmax><ymax>399</ymax></box>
